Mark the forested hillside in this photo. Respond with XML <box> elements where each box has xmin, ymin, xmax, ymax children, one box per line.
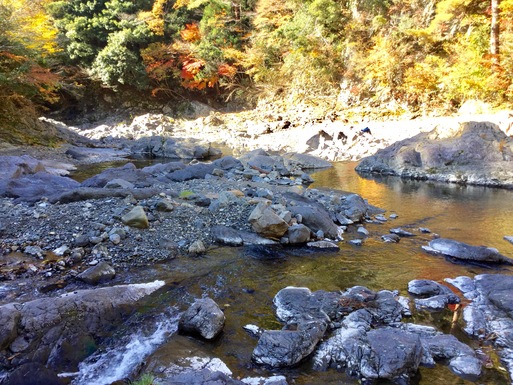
<box><xmin>1</xmin><ymin>0</ymin><xmax>513</xmax><ymax>127</ymax></box>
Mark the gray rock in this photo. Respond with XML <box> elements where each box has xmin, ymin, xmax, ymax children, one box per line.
<box><xmin>252</xmin><ymin>320</ymin><xmax>327</xmax><ymax>367</ymax></box>
<box><xmin>357</xmin><ymin>226</ymin><xmax>369</xmax><ymax>236</ymax></box>
<box><xmin>77</xmin><ymin>261</ymin><xmax>116</xmax><ymax>285</ymax></box>
<box><xmin>339</xmin><ymin>194</ymin><xmax>369</xmax><ymax>222</ymax></box>
<box><xmin>390</xmin><ymin>227</ymin><xmax>416</xmax><ymax>237</ymax></box>
<box><xmin>121</xmin><ymin>206</ymin><xmax>149</xmax><ymax>229</ymax></box>
<box><xmin>104</xmin><ymin>178</ymin><xmax>134</xmax><ymax>189</ymax></box>
<box><xmin>288</xmin><ymin>205</ymin><xmax>339</xmax><ymax>240</ymax></box>
<box><xmin>0</xmin><ymin>303</ymin><xmax>21</xmax><ymax>350</ymax></box>
<box><xmin>505</xmin><ymin>235</ymin><xmax>513</xmax><ymax>245</ymax></box>
<box><xmin>381</xmin><ymin>233</ymin><xmax>400</xmax><ymax>243</ymax></box>
<box><xmin>449</xmin><ymin>355</ymin><xmax>482</xmax><ymax>378</ymax></box>
<box><xmin>282</xmin><ymin>153</ymin><xmax>332</xmax><ymax>170</ymax></box>
<box><xmin>362</xmin><ymin>328</ymin><xmax>423</xmax><ymax>381</ymax></box>
<box><xmin>306</xmin><ymin>240</ymin><xmax>340</xmax><ymax>250</ymax></box>
<box><xmin>212</xmin><ymin>225</ymin><xmax>244</xmax><ymax>246</ymax></box>
<box><xmin>356</xmin><ymin>121</ymin><xmax>513</xmax><ymax>188</ymax></box>
<box><xmin>179</xmin><ymin>298</ymin><xmax>225</xmax><ymax>339</ymax></box>
<box><xmin>248</xmin><ymin>202</ymin><xmax>289</xmax><ymax>239</ymax></box>
<box><xmin>1</xmin><ymin>171</ymin><xmax>80</xmax><ymax>204</ymax></box>
<box><xmin>422</xmin><ymin>238</ymin><xmax>513</xmax><ymax>264</ymax></box>
<box><xmin>287</xmin><ymin>224</ymin><xmax>311</xmax><ymax>244</ymax></box>
<box><xmin>188</xmin><ymin>240</ymin><xmax>206</xmax><ymax>255</ymax></box>
<box><xmin>0</xmin><ymin>281</ymin><xmax>164</xmax><ymax>373</ymax></box>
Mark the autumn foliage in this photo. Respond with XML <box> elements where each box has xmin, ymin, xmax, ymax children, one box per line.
<box><xmin>2</xmin><ymin>0</ymin><xmax>513</xmax><ymax>114</ymax></box>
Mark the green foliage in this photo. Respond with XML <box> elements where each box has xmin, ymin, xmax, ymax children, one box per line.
<box><xmin>130</xmin><ymin>373</ymin><xmax>155</xmax><ymax>385</ymax></box>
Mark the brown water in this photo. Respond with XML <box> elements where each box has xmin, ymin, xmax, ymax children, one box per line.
<box><xmin>74</xmin><ymin>162</ymin><xmax>513</xmax><ymax>384</ymax></box>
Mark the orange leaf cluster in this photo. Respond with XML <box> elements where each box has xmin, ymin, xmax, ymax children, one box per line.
<box><xmin>180</xmin><ymin>24</ymin><xmax>201</xmax><ymax>42</ymax></box>
<box><xmin>217</xmin><ymin>63</ymin><xmax>237</xmax><ymax>77</ymax></box>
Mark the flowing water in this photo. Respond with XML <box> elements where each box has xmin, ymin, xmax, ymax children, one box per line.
<box><xmin>73</xmin><ymin>162</ymin><xmax>513</xmax><ymax>384</ymax></box>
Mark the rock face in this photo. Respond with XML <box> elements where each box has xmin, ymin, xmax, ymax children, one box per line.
<box><xmin>356</xmin><ymin>121</ymin><xmax>513</xmax><ymax>187</ymax></box>
<box><xmin>422</xmin><ymin>238</ymin><xmax>513</xmax><ymax>265</ymax></box>
<box><xmin>0</xmin><ymin>281</ymin><xmax>164</xmax><ymax>380</ymax></box>
<box><xmin>179</xmin><ymin>298</ymin><xmax>226</xmax><ymax>340</ymax></box>
<box><xmin>251</xmin><ymin>284</ymin><xmax>481</xmax><ymax>383</ymax></box>
<box><xmin>449</xmin><ymin>274</ymin><xmax>513</xmax><ymax>381</ymax></box>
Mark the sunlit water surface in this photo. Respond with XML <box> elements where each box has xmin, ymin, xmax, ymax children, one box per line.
<box><xmin>74</xmin><ymin>161</ymin><xmax>513</xmax><ymax>385</ymax></box>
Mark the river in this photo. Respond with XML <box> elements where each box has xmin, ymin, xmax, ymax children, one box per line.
<box><xmin>73</xmin><ymin>161</ymin><xmax>513</xmax><ymax>385</ymax></box>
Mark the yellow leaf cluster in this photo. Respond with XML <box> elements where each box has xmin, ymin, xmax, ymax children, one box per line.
<box><xmin>2</xmin><ymin>0</ymin><xmax>60</xmax><ymax>55</ymax></box>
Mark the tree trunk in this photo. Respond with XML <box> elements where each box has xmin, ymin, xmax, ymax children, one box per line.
<box><xmin>490</xmin><ymin>0</ymin><xmax>500</xmax><ymax>64</ymax></box>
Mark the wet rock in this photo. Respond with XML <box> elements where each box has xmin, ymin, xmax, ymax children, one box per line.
<box><xmin>211</xmin><ymin>225</ymin><xmax>244</xmax><ymax>246</ymax></box>
<box><xmin>77</xmin><ymin>261</ymin><xmax>116</xmax><ymax>285</ymax></box>
<box><xmin>287</xmin><ymin>204</ymin><xmax>339</xmax><ymax>240</ymax></box>
<box><xmin>0</xmin><ymin>281</ymin><xmax>165</xmax><ymax>374</ymax></box>
<box><xmin>306</xmin><ymin>240</ymin><xmax>340</xmax><ymax>250</ymax></box>
<box><xmin>4</xmin><ymin>362</ymin><xmax>62</xmax><ymax>385</ymax></box>
<box><xmin>252</xmin><ymin>320</ymin><xmax>327</xmax><ymax>367</ymax></box>
<box><xmin>121</xmin><ymin>206</ymin><xmax>149</xmax><ymax>229</ymax></box>
<box><xmin>248</xmin><ymin>202</ymin><xmax>289</xmax><ymax>240</ymax></box>
<box><xmin>422</xmin><ymin>238</ymin><xmax>513</xmax><ymax>265</ymax></box>
<box><xmin>0</xmin><ymin>303</ymin><xmax>21</xmax><ymax>350</ymax></box>
<box><xmin>408</xmin><ymin>279</ymin><xmax>460</xmax><ymax>310</ymax></box>
<box><xmin>381</xmin><ymin>233</ymin><xmax>400</xmax><ymax>243</ymax></box>
<box><xmin>390</xmin><ymin>227</ymin><xmax>416</xmax><ymax>237</ymax></box>
<box><xmin>339</xmin><ymin>193</ymin><xmax>369</xmax><ymax>222</ymax></box>
<box><xmin>357</xmin><ymin>226</ymin><xmax>369</xmax><ymax>236</ymax></box>
<box><xmin>179</xmin><ymin>298</ymin><xmax>225</xmax><ymax>340</ymax></box>
<box><xmin>363</xmin><ymin>328</ymin><xmax>424</xmax><ymax>381</ymax></box>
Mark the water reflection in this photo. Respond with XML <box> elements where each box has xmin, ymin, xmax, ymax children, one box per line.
<box><xmin>311</xmin><ymin>162</ymin><xmax>513</xmax><ymax>256</ymax></box>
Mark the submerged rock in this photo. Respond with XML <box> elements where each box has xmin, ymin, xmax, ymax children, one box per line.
<box><xmin>422</xmin><ymin>238</ymin><xmax>513</xmax><ymax>265</ymax></box>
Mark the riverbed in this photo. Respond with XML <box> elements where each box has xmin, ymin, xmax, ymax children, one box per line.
<box><xmin>71</xmin><ymin>161</ymin><xmax>513</xmax><ymax>385</ymax></box>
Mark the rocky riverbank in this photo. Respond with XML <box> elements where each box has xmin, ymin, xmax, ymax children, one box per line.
<box><xmin>1</xmin><ymin>104</ymin><xmax>513</xmax><ymax>384</ymax></box>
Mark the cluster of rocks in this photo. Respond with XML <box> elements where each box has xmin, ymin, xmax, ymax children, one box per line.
<box><xmin>242</xmin><ymin>275</ymin><xmax>513</xmax><ymax>384</ymax></box>
<box><xmin>356</xmin><ymin>121</ymin><xmax>513</xmax><ymax>188</ymax></box>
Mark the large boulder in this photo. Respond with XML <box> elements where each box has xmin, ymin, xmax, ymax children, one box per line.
<box><xmin>0</xmin><ymin>171</ymin><xmax>80</xmax><ymax>204</ymax></box>
<box><xmin>252</xmin><ymin>320</ymin><xmax>327</xmax><ymax>367</ymax></box>
<box><xmin>179</xmin><ymin>298</ymin><xmax>225</xmax><ymax>340</ymax></box>
<box><xmin>422</xmin><ymin>238</ymin><xmax>513</xmax><ymax>265</ymax></box>
<box><xmin>0</xmin><ymin>281</ymin><xmax>165</xmax><ymax>376</ymax></box>
<box><xmin>356</xmin><ymin>121</ymin><xmax>513</xmax><ymax>187</ymax></box>
<box><xmin>248</xmin><ymin>202</ymin><xmax>289</xmax><ymax>239</ymax></box>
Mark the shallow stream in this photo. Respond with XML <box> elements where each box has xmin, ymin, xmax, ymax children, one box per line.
<box><xmin>73</xmin><ymin>162</ymin><xmax>513</xmax><ymax>385</ymax></box>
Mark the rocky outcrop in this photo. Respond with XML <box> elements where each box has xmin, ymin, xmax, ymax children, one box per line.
<box><xmin>250</xmin><ymin>283</ymin><xmax>482</xmax><ymax>383</ymax></box>
<box><xmin>448</xmin><ymin>274</ymin><xmax>513</xmax><ymax>381</ymax></box>
<box><xmin>0</xmin><ymin>281</ymin><xmax>165</xmax><ymax>380</ymax></box>
<box><xmin>422</xmin><ymin>238</ymin><xmax>513</xmax><ymax>265</ymax></box>
<box><xmin>356</xmin><ymin>121</ymin><xmax>513</xmax><ymax>188</ymax></box>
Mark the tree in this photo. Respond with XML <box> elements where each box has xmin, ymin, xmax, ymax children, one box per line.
<box><xmin>490</xmin><ymin>0</ymin><xmax>500</xmax><ymax>63</ymax></box>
